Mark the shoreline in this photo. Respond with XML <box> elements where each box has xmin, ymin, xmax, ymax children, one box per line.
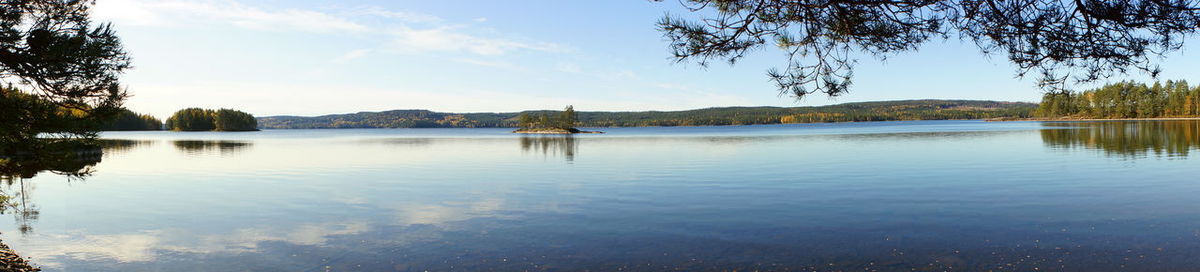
<box><xmin>512</xmin><ymin>128</ymin><xmax>604</xmax><ymax>134</ymax></box>
<box><xmin>257</xmin><ymin>118</ymin><xmax>1016</xmax><ymax>130</ymax></box>
<box><xmin>0</xmin><ymin>239</ymin><xmax>39</xmax><ymax>271</ymax></box>
<box><xmin>988</xmin><ymin>117</ymin><xmax>1200</xmax><ymax>122</ymax></box>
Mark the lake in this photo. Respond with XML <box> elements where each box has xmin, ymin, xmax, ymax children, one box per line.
<box><xmin>3</xmin><ymin>120</ymin><xmax>1200</xmax><ymax>271</ymax></box>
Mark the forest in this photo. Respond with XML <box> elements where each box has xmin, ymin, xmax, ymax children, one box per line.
<box><xmin>1036</xmin><ymin>80</ymin><xmax>1200</xmax><ymax>118</ymax></box>
<box><xmin>166</xmin><ymin>108</ymin><xmax>258</xmax><ymax>131</ymax></box>
<box><xmin>99</xmin><ymin>110</ymin><xmax>163</xmax><ymax>131</ymax></box>
<box><xmin>257</xmin><ymin>100</ymin><xmax>1036</xmax><ymax>129</ymax></box>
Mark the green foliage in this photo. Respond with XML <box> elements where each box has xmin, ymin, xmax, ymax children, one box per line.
<box><xmin>514</xmin><ymin>105</ymin><xmax>579</xmax><ymax>130</ymax></box>
<box><xmin>214</xmin><ymin>109</ymin><xmax>258</xmax><ymax>131</ymax></box>
<box><xmin>0</xmin><ymin>86</ymin><xmax>101</xmax><ymax>145</ymax></box>
<box><xmin>517</xmin><ymin>113</ymin><xmax>534</xmax><ymax>129</ymax></box>
<box><xmin>100</xmin><ymin>109</ymin><xmax>162</xmax><ymax>131</ymax></box>
<box><xmin>166</xmin><ymin>108</ymin><xmax>215</xmax><ymax>131</ymax></box>
<box><xmin>166</xmin><ymin>108</ymin><xmax>258</xmax><ymax>131</ymax></box>
<box><xmin>1035</xmin><ymin>80</ymin><xmax>1200</xmax><ymax>118</ymax></box>
<box><xmin>0</xmin><ymin>1</ymin><xmax>132</xmax><ymax>140</ymax></box>
<box><xmin>558</xmin><ymin>105</ymin><xmax>577</xmax><ymax>129</ymax></box>
<box><xmin>258</xmin><ymin>100</ymin><xmax>1035</xmax><ymax>129</ymax></box>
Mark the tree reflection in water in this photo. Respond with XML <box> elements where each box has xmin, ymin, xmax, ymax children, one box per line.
<box><xmin>0</xmin><ymin>139</ymin><xmax>159</xmax><ymax>234</ymax></box>
<box><xmin>0</xmin><ymin>142</ymin><xmax>106</xmax><ymax>234</ymax></box>
<box><xmin>99</xmin><ymin>139</ymin><xmax>156</xmax><ymax>156</ymax></box>
<box><xmin>1041</xmin><ymin>121</ymin><xmax>1200</xmax><ymax>158</ymax></box>
<box><xmin>172</xmin><ymin>140</ymin><xmax>251</xmax><ymax>156</ymax></box>
<box><xmin>520</xmin><ymin>136</ymin><xmax>578</xmax><ymax>161</ymax></box>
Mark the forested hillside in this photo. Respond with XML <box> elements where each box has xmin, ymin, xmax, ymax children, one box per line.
<box><xmin>257</xmin><ymin>100</ymin><xmax>1035</xmax><ymax>129</ymax></box>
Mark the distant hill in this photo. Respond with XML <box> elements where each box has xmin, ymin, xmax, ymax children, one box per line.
<box><xmin>257</xmin><ymin>100</ymin><xmax>1036</xmax><ymax>129</ymax></box>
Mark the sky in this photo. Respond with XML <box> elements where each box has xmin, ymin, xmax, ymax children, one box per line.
<box><xmin>90</xmin><ymin>0</ymin><xmax>1200</xmax><ymax>118</ymax></box>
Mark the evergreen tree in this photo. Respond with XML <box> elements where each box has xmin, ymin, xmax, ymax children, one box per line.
<box><xmin>0</xmin><ymin>1</ymin><xmax>132</xmax><ymax>143</ymax></box>
<box><xmin>661</xmin><ymin>1</ymin><xmax>1200</xmax><ymax>97</ymax></box>
<box><xmin>100</xmin><ymin>109</ymin><xmax>162</xmax><ymax>131</ymax></box>
<box><xmin>167</xmin><ymin>108</ymin><xmax>257</xmax><ymax>131</ymax></box>
<box><xmin>1035</xmin><ymin>80</ymin><xmax>1200</xmax><ymax>119</ymax></box>
<box><xmin>166</xmin><ymin>108</ymin><xmax>216</xmax><ymax>131</ymax></box>
<box><xmin>214</xmin><ymin>109</ymin><xmax>258</xmax><ymax>131</ymax></box>
<box><xmin>517</xmin><ymin>113</ymin><xmax>533</xmax><ymax>129</ymax></box>
<box><xmin>558</xmin><ymin>105</ymin><xmax>577</xmax><ymax>129</ymax></box>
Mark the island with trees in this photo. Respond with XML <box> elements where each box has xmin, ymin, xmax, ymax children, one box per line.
<box><xmin>513</xmin><ymin>106</ymin><xmax>601</xmax><ymax>134</ymax></box>
<box><xmin>165</xmin><ymin>108</ymin><xmax>259</xmax><ymax>131</ymax></box>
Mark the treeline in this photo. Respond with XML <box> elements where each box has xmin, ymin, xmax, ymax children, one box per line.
<box><xmin>2</xmin><ymin>86</ymin><xmax>96</xmax><ymax>145</ymax></box>
<box><xmin>1037</xmin><ymin>80</ymin><xmax>1200</xmax><ymax>118</ymax></box>
<box><xmin>99</xmin><ymin>110</ymin><xmax>162</xmax><ymax>131</ymax></box>
<box><xmin>258</xmin><ymin>100</ymin><xmax>1035</xmax><ymax>129</ymax></box>
<box><xmin>517</xmin><ymin>106</ymin><xmax>578</xmax><ymax>129</ymax></box>
<box><xmin>166</xmin><ymin>108</ymin><xmax>258</xmax><ymax>131</ymax></box>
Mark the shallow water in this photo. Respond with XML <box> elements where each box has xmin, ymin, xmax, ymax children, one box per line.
<box><xmin>3</xmin><ymin>120</ymin><xmax>1200</xmax><ymax>271</ymax></box>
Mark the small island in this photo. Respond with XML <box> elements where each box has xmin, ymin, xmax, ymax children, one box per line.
<box><xmin>166</xmin><ymin>108</ymin><xmax>260</xmax><ymax>131</ymax></box>
<box><xmin>514</xmin><ymin>106</ymin><xmax>602</xmax><ymax>134</ymax></box>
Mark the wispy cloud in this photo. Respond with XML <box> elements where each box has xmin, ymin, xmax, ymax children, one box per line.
<box><xmin>332</xmin><ymin>49</ymin><xmax>371</xmax><ymax>63</ymax></box>
<box><xmin>453</xmin><ymin>58</ymin><xmax>512</xmax><ymax>69</ymax></box>
<box><xmin>352</xmin><ymin>6</ymin><xmax>443</xmax><ymax>24</ymax></box>
<box><xmin>94</xmin><ymin>0</ymin><xmax>568</xmax><ymax>58</ymax></box>
<box><xmin>556</xmin><ymin>63</ymin><xmax>583</xmax><ymax>74</ymax></box>
<box><xmin>656</xmin><ymin>83</ymin><xmax>692</xmax><ymax>91</ymax></box>
<box><xmin>94</xmin><ymin>0</ymin><xmax>368</xmax><ymax>33</ymax></box>
<box><xmin>390</xmin><ymin>26</ymin><xmax>566</xmax><ymax>56</ymax></box>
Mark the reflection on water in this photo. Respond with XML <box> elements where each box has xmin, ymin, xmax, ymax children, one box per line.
<box><xmin>1041</xmin><ymin>120</ymin><xmax>1200</xmax><ymax>158</ymax></box>
<box><xmin>0</xmin><ymin>142</ymin><xmax>107</xmax><ymax>235</ymax></box>
<box><xmin>99</xmin><ymin>139</ymin><xmax>156</xmax><ymax>156</ymax></box>
<box><xmin>5</xmin><ymin>122</ymin><xmax>1200</xmax><ymax>271</ymax></box>
<box><xmin>0</xmin><ymin>178</ymin><xmax>38</xmax><ymax>234</ymax></box>
<box><xmin>172</xmin><ymin>140</ymin><xmax>252</xmax><ymax>156</ymax></box>
<box><xmin>519</xmin><ymin>136</ymin><xmax>577</xmax><ymax>161</ymax></box>
<box><xmin>0</xmin><ymin>148</ymin><xmax>101</xmax><ymax>180</ymax></box>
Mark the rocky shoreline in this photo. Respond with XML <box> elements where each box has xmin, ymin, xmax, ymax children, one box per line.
<box><xmin>0</xmin><ymin>240</ymin><xmax>38</xmax><ymax>272</ymax></box>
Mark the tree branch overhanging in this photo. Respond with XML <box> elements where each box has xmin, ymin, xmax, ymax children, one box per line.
<box><xmin>656</xmin><ymin>0</ymin><xmax>1200</xmax><ymax>99</ymax></box>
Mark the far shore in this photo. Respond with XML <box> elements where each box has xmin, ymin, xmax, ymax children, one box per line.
<box><xmin>988</xmin><ymin>117</ymin><xmax>1200</xmax><ymax>122</ymax></box>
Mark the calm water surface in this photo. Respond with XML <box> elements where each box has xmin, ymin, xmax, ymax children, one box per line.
<box><xmin>4</xmin><ymin>120</ymin><xmax>1200</xmax><ymax>271</ymax></box>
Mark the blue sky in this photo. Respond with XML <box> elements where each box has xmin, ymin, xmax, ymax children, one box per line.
<box><xmin>91</xmin><ymin>0</ymin><xmax>1200</xmax><ymax>118</ymax></box>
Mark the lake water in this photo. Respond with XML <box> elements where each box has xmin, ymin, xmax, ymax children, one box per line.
<box><xmin>3</xmin><ymin>120</ymin><xmax>1200</xmax><ymax>271</ymax></box>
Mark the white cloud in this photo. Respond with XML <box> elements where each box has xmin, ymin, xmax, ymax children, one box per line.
<box><xmin>94</xmin><ymin>0</ymin><xmax>369</xmax><ymax>33</ymax></box>
<box><xmin>453</xmin><ymin>58</ymin><xmax>513</xmax><ymax>69</ymax></box>
<box><xmin>656</xmin><ymin>83</ymin><xmax>692</xmax><ymax>91</ymax></box>
<box><xmin>473</xmin><ymin>17</ymin><xmax>488</xmax><ymax>23</ymax></box>
<box><xmin>23</xmin><ymin>222</ymin><xmax>372</xmax><ymax>268</ymax></box>
<box><xmin>390</xmin><ymin>26</ymin><xmax>565</xmax><ymax>56</ymax></box>
<box><xmin>354</xmin><ymin>6</ymin><xmax>443</xmax><ymax>24</ymax></box>
<box><xmin>556</xmin><ymin>63</ymin><xmax>583</xmax><ymax>74</ymax></box>
<box><xmin>332</xmin><ymin>49</ymin><xmax>371</xmax><ymax>63</ymax></box>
